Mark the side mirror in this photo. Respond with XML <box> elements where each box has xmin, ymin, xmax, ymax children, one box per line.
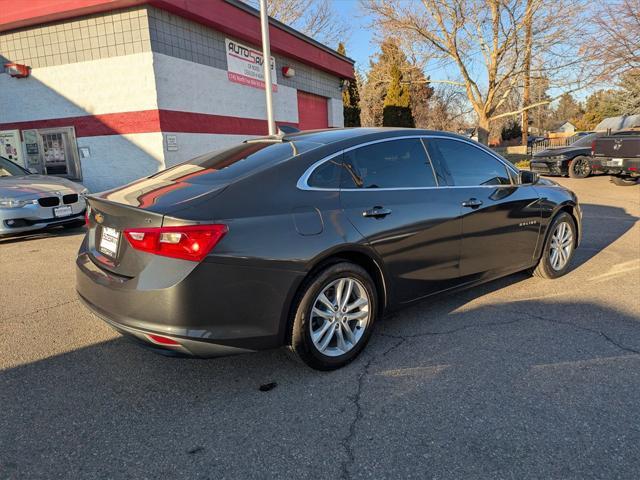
<box><xmin>519</xmin><ymin>170</ymin><xmax>539</xmax><ymax>185</ymax></box>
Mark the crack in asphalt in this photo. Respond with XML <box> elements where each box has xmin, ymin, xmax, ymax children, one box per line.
<box><xmin>0</xmin><ymin>299</ymin><xmax>79</xmax><ymax>323</ymax></box>
<box><xmin>378</xmin><ymin>315</ymin><xmax>531</xmax><ymax>339</ymax></box>
<box><xmin>338</xmin><ymin>306</ymin><xmax>640</xmax><ymax>477</ymax></box>
<box><xmin>339</xmin><ymin>336</ymin><xmax>406</xmax><ymax>480</ymax></box>
<box><xmin>499</xmin><ymin>307</ymin><xmax>640</xmax><ymax>356</ymax></box>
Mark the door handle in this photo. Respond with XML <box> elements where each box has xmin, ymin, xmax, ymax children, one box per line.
<box><xmin>461</xmin><ymin>198</ymin><xmax>483</xmax><ymax>208</ymax></box>
<box><xmin>362</xmin><ymin>206</ymin><xmax>392</xmax><ymax>218</ymax></box>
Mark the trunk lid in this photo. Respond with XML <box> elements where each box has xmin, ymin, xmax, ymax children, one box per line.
<box><xmin>86</xmin><ymin>165</ymin><xmax>228</xmax><ymax>277</ymax></box>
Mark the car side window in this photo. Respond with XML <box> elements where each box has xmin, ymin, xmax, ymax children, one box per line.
<box><xmin>341</xmin><ymin>138</ymin><xmax>437</xmax><ymax>189</ymax></box>
<box><xmin>307</xmin><ymin>157</ymin><xmax>343</xmax><ymax>189</ymax></box>
<box><xmin>426</xmin><ymin>139</ymin><xmax>512</xmax><ymax>186</ymax></box>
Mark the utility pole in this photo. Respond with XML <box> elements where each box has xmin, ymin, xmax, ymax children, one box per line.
<box><xmin>259</xmin><ymin>0</ymin><xmax>276</xmax><ymax>136</ymax></box>
<box><xmin>521</xmin><ymin>0</ymin><xmax>534</xmax><ymax>147</ymax></box>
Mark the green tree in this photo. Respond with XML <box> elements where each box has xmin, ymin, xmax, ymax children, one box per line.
<box><xmin>575</xmin><ymin>90</ymin><xmax>621</xmax><ymax>130</ymax></box>
<box><xmin>382</xmin><ymin>64</ymin><xmax>414</xmax><ymax>127</ymax></box>
<box><xmin>360</xmin><ymin>38</ymin><xmax>430</xmax><ymax>127</ymax></box>
<box><xmin>501</xmin><ymin>120</ymin><xmax>523</xmax><ymax>141</ymax></box>
<box><xmin>553</xmin><ymin>92</ymin><xmax>584</xmax><ymax>126</ymax></box>
<box><xmin>337</xmin><ymin>42</ymin><xmax>361</xmax><ymax>127</ymax></box>
<box><xmin>612</xmin><ymin>69</ymin><xmax>640</xmax><ymax>114</ymax></box>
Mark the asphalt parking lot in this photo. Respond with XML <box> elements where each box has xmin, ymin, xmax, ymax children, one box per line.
<box><xmin>1</xmin><ymin>175</ymin><xmax>639</xmax><ymax>480</ymax></box>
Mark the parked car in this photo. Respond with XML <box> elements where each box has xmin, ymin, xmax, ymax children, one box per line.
<box><xmin>0</xmin><ymin>156</ymin><xmax>87</xmax><ymax>236</ymax></box>
<box><xmin>530</xmin><ymin>132</ymin><xmax>604</xmax><ymax>178</ymax></box>
<box><xmin>77</xmin><ymin>128</ymin><xmax>582</xmax><ymax>370</ymax></box>
<box><xmin>591</xmin><ymin>131</ymin><xmax>640</xmax><ymax>186</ymax></box>
<box><xmin>527</xmin><ymin>135</ymin><xmax>545</xmax><ymax>146</ymax></box>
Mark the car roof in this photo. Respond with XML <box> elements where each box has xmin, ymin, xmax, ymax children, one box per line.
<box><xmin>255</xmin><ymin>127</ymin><xmax>467</xmax><ymax>145</ymax></box>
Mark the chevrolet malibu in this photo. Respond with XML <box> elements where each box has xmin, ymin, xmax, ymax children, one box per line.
<box><xmin>77</xmin><ymin>128</ymin><xmax>581</xmax><ymax>370</ymax></box>
<box><xmin>1</xmin><ymin>156</ymin><xmax>87</xmax><ymax>236</ymax></box>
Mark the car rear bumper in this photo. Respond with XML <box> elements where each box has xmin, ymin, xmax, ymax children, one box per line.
<box><xmin>591</xmin><ymin>158</ymin><xmax>640</xmax><ymax>176</ymax></box>
<box><xmin>76</xmin><ymin>247</ymin><xmax>305</xmax><ymax>357</ymax></box>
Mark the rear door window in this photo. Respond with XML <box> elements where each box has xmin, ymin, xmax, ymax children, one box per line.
<box><xmin>426</xmin><ymin>139</ymin><xmax>512</xmax><ymax>186</ymax></box>
<box><xmin>341</xmin><ymin>138</ymin><xmax>437</xmax><ymax>189</ymax></box>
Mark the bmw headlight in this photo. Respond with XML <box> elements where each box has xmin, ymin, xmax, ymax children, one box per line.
<box><xmin>0</xmin><ymin>197</ymin><xmax>38</xmax><ymax>208</ymax></box>
<box><xmin>79</xmin><ymin>187</ymin><xmax>89</xmax><ymax>197</ymax></box>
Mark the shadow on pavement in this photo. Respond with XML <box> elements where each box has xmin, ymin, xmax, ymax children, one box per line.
<box><xmin>1</xmin><ymin>291</ymin><xmax>639</xmax><ymax>479</ymax></box>
<box><xmin>566</xmin><ymin>202</ymin><xmax>637</xmax><ymax>268</ymax></box>
<box><xmin>0</xmin><ymin>225</ymin><xmax>85</xmax><ymax>245</ymax></box>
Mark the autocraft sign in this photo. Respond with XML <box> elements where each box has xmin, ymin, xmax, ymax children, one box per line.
<box><xmin>225</xmin><ymin>38</ymin><xmax>278</xmax><ymax>92</ymax></box>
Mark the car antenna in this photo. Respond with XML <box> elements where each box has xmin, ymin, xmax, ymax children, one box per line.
<box><xmin>244</xmin><ymin>125</ymin><xmax>301</xmax><ymax>144</ymax></box>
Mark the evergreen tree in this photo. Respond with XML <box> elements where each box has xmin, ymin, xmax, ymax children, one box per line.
<box><xmin>613</xmin><ymin>69</ymin><xmax>640</xmax><ymax>115</ymax></box>
<box><xmin>501</xmin><ymin>120</ymin><xmax>522</xmax><ymax>141</ymax></box>
<box><xmin>382</xmin><ymin>64</ymin><xmax>414</xmax><ymax>127</ymax></box>
<box><xmin>553</xmin><ymin>93</ymin><xmax>584</xmax><ymax>126</ymax></box>
<box><xmin>575</xmin><ymin>90</ymin><xmax>621</xmax><ymax>130</ymax></box>
<box><xmin>337</xmin><ymin>42</ymin><xmax>361</xmax><ymax>127</ymax></box>
<box><xmin>360</xmin><ymin>37</ymin><xmax>430</xmax><ymax>127</ymax></box>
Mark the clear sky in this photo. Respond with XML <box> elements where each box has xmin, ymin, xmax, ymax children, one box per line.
<box><xmin>337</xmin><ymin>0</ymin><xmax>376</xmax><ymax>73</ymax></box>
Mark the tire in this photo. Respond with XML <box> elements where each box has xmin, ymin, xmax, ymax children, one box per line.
<box><xmin>289</xmin><ymin>262</ymin><xmax>378</xmax><ymax>370</ymax></box>
<box><xmin>531</xmin><ymin>212</ymin><xmax>577</xmax><ymax>279</ymax></box>
<box><xmin>611</xmin><ymin>176</ymin><xmax>638</xmax><ymax>186</ymax></box>
<box><xmin>567</xmin><ymin>156</ymin><xmax>591</xmax><ymax>179</ymax></box>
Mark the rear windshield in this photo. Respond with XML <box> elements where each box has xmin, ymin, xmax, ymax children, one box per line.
<box><xmin>571</xmin><ymin>133</ymin><xmax>599</xmax><ymax>147</ymax></box>
<box><xmin>150</xmin><ymin>140</ymin><xmax>320</xmax><ymax>184</ymax></box>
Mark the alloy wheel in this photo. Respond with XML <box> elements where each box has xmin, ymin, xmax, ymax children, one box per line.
<box><xmin>572</xmin><ymin>157</ymin><xmax>590</xmax><ymax>177</ymax></box>
<box><xmin>309</xmin><ymin>277</ymin><xmax>370</xmax><ymax>357</ymax></box>
<box><xmin>549</xmin><ymin>221</ymin><xmax>573</xmax><ymax>271</ymax></box>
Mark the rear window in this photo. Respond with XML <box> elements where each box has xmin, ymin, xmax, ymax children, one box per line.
<box><xmin>151</xmin><ymin>141</ymin><xmax>320</xmax><ymax>185</ymax></box>
<box><xmin>571</xmin><ymin>133</ymin><xmax>599</xmax><ymax>147</ymax></box>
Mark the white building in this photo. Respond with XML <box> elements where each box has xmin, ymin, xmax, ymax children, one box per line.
<box><xmin>0</xmin><ymin>0</ymin><xmax>354</xmax><ymax>192</ymax></box>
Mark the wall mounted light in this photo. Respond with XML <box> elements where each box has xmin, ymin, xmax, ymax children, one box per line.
<box><xmin>282</xmin><ymin>66</ymin><xmax>295</xmax><ymax>78</ymax></box>
<box><xmin>4</xmin><ymin>63</ymin><xmax>31</xmax><ymax>78</ymax></box>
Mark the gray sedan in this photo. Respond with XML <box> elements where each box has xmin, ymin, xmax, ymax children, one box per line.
<box><xmin>0</xmin><ymin>156</ymin><xmax>87</xmax><ymax>236</ymax></box>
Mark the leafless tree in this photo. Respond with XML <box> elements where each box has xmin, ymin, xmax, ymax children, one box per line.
<box><xmin>588</xmin><ymin>0</ymin><xmax>640</xmax><ymax>76</ymax></box>
<box><xmin>242</xmin><ymin>0</ymin><xmax>350</xmax><ymax>47</ymax></box>
<box><xmin>362</xmin><ymin>0</ymin><xmax>596</xmax><ymax>132</ymax></box>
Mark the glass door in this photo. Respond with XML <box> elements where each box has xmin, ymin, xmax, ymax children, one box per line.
<box><xmin>36</xmin><ymin>127</ymin><xmax>82</xmax><ymax>180</ymax></box>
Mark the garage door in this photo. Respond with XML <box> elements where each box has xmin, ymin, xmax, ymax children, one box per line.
<box><xmin>297</xmin><ymin>91</ymin><xmax>328</xmax><ymax>130</ymax></box>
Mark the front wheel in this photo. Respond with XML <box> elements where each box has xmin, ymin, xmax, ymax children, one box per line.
<box><xmin>531</xmin><ymin>212</ymin><xmax>576</xmax><ymax>279</ymax></box>
<box><xmin>568</xmin><ymin>156</ymin><xmax>591</xmax><ymax>179</ymax></box>
<box><xmin>289</xmin><ymin>262</ymin><xmax>377</xmax><ymax>370</ymax></box>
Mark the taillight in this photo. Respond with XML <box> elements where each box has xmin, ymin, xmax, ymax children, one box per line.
<box><xmin>591</xmin><ymin>140</ymin><xmax>595</xmax><ymax>156</ymax></box>
<box><xmin>124</xmin><ymin>224</ymin><xmax>228</xmax><ymax>262</ymax></box>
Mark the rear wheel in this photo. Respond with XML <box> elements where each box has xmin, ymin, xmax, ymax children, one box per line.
<box><xmin>568</xmin><ymin>156</ymin><xmax>591</xmax><ymax>179</ymax></box>
<box><xmin>611</xmin><ymin>176</ymin><xmax>638</xmax><ymax>186</ymax></box>
<box><xmin>531</xmin><ymin>212</ymin><xmax>576</xmax><ymax>279</ymax></box>
<box><xmin>289</xmin><ymin>262</ymin><xmax>377</xmax><ymax>370</ymax></box>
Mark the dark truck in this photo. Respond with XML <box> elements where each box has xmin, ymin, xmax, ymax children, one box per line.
<box><xmin>591</xmin><ymin>131</ymin><xmax>640</xmax><ymax>186</ymax></box>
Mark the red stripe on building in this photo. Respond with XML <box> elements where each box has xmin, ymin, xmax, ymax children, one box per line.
<box><xmin>158</xmin><ymin>110</ymin><xmax>297</xmax><ymax>135</ymax></box>
<box><xmin>0</xmin><ymin>0</ymin><xmax>355</xmax><ymax>79</ymax></box>
<box><xmin>0</xmin><ymin>110</ymin><xmax>161</xmax><ymax>137</ymax></box>
<box><xmin>0</xmin><ymin>110</ymin><xmax>298</xmax><ymax>137</ymax></box>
